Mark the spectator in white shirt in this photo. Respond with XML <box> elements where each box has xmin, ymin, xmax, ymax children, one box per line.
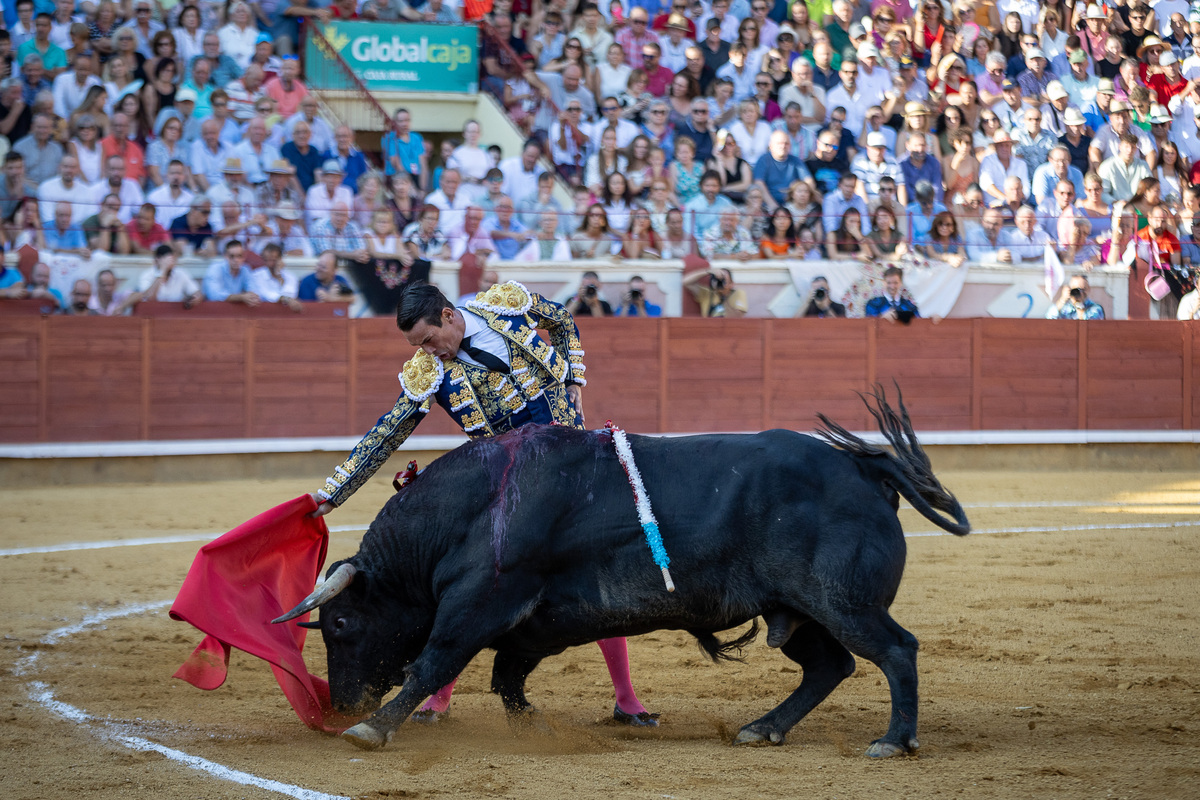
<box><xmin>305</xmin><ymin>159</ymin><xmax>355</xmax><ymax>229</ymax></box>
<box><xmin>51</xmin><ymin>53</ymin><xmax>100</xmax><ymax>119</ymax></box>
<box><xmin>1001</xmin><ymin>205</ymin><xmax>1053</xmax><ymax>261</ymax></box>
<box><xmin>979</xmin><ymin>128</ymin><xmax>1030</xmax><ymax>204</ymax></box>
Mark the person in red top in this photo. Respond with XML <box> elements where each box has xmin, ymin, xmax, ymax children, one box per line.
<box><xmin>329</xmin><ymin>0</ymin><xmax>360</xmax><ymax>18</ymax></box>
<box><xmin>126</xmin><ymin>203</ymin><xmax>172</xmax><ymax>254</ymax></box>
<box><xmin>263</xmin><ymin>56</ymin><xmax>309</xmax><ymax>119</ymax></box>
<box><xmin>100</xmin><ymin>112</ymin><xmax>146</xmax><ymax>185</ymax></box>
<box><xmin>641</xmin><ymin>41</ymin><xmax>675</xmax><ymax>96</ymax></box>
<box><xmin>1145</xmin><ymin>51</ymin><xmax>1196</xmax><ymax>105</ymax></box>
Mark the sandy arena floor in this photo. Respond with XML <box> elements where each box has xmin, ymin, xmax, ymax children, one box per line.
<box><xmin>2</xmin><ymin>465</ymin><xmax>1199</xmax><ymax>800</ymax></box>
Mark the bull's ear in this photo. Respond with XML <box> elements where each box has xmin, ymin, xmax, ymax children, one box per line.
<box><xmin>296</xmin><ymin>621</ymin><xmax>321</xmax><ymax>629</ymax></box>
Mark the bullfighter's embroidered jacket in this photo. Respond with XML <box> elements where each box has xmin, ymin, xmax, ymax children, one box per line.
<box><xmin>319</xmin><ymin>281</ymin><xmax>586</xmax><ymax>506</ymax></box>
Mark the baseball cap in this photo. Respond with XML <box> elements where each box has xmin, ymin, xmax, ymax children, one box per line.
<box><xmin>1150</xmin><ymin>103</ymin><xmax>1173</xmax><ymax>123</ymax></box>
<box><xmin>1069</xmin><ymin>49</ymin><xmax>1087</xmax><ymax>64</ymax></box>
<box><xmin>274</xmin><ymin>201</ymin><xmax>302</xmax><ymax>221</ymax></box>
<box><xmin>321</xmin><ymin>158</ymin><xmax>345</xmax><ymax>174</ymax></box>
<box><xmin>1001</xmin><ymin>78</ymin><xmax>1018</xmax><ymax>90</ymax></box>
<box><xmin>1026</xmin><ymin>47</ymin><xmax>1046</xmax><ymax>60</ymax></box>
<box><xmin>899</xmin><ymin>55</ymin><xmax>915</xmax><ymax>67</ymax></box>
<box><xmin>175</xmin><ymin>87</ymin><xmax>199</xmax><ymax>104</ymax></box>
<box><xmin>857</xmin><ymin>43</ymin><xmax>880</xmax><ymax>60</ymax></box>
<box><xmin>1161</xmin><ymin>51</ymin><xmax>1179</xmax><ymax>66</ymax></box>
<box><xmin>866</xmin><ymin>131</ymin><xmax>887</xmax><ymax>147</ymax></box>
<box><xmin>849</xmin><ymin>22</ymin><xmax>866</xmax><ymax>38</ymax></box>
<box><xmin>1046</xmin><ymin>81</ymin><xmax>1068</xmax><ymax>101</ymax></box>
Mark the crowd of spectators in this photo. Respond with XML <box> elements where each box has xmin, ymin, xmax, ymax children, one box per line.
<box><xmin>469</xmin><ymin>0</ymin><xmax>1200</xmax><ymax>317</ymax></box>
<box><xmin>1</xmin><ymin>0</ymin><xmax>1199</xmax><ymax>319</ymax></box>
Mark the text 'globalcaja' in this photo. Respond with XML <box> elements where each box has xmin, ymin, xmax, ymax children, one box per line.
<box><xmin>347</xmin><ymin>35</ymin><xmax>474</xmax><ymax>71</ymax></box>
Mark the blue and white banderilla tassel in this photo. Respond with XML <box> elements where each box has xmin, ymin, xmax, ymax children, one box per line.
<box><xmin>607</xmin><ymin>422</ymin><xmax>675</xmax><ymax>592</ymax></box>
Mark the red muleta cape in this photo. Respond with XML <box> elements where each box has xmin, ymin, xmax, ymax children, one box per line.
<box><xmin>169</xmin><ymin>495</ymin><xmax>359</xmax><ymax>732</ymax></box>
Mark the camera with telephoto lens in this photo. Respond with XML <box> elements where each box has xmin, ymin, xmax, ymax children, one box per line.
<box><xmin>629</xmin><ymin>288</ymin><xmax>642</xmax><ymax>301</ymax></box>
<box><xmin>709</xmin><ymin>273</ymin><xmax>726</xmax><ymax>291</ymax></box>
<box><xmin>584</xmin><ymin>284</ymin><xmax>597</xmax><ymax>298</ymax></box>
<box><xmin>1069</xmin><ymin>287</ymin><xmax>1083</xmax><ymax>300</ymax></box>
<box><xmin>814</xmin><ymin>287</ymin><xmax>827</xmax><ymax>300</ymax></box>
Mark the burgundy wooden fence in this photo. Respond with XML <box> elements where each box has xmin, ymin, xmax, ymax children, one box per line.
<box><xmin>1</xmin><ymin>318</ymin><xmax>1196</xmax><ymax>443</ymax></box>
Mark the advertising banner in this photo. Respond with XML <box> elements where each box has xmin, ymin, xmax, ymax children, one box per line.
<box><xmin>307</xmin><ymin>22</ymin><xmax>478</xmax><ymax>93</ymax></box>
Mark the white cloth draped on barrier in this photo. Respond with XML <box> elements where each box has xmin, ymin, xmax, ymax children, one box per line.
<box><xmin>785</xmin><ymin>258</ymin><xmax>971</xmax><ymax>318</ymax></box>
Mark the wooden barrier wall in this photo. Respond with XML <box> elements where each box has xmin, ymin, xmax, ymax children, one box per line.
<box><xmin>1</xmin><ymin>318</ymin><xmax>1197</xmax><ymax>443</ymax></box>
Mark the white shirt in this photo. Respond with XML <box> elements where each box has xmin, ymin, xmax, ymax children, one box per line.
<box><xmin>498</xmin><ymin>157</ymin><xmax>545</xmax><ymax>204</ymax></box>
<box><xmin>659</xmin><ymin>37</ymin><xmax>695</xmax><ymax>73</ymax></box>
<box><xmin>90</xmin><ymin>179</ymin><xmax>146</xmax><ymax>224</ymax></box>
<box><xmin>728</xmin><ymin>119</ymin><xmax>772</xmax><ymax>165</ymax></box>
<box><xmin>588</xmin><ymin>117</ymin><xmax>641</xmax><ymax>150</ymax></box>
<box><xmin>51</xmin><ymin>73</ymin><xmax>101</xmax><ymax>120</ymax></box>
<box><xmin>304</xmin><ymin>183</ymin><xmax>354</xmax><ymax>228</ymax></box>
<box><xmin>997</xmin><ymin>0</ymin><xmax>1040</xmax><ymax>32</ymax></box>
<box><xmin>457</xmin><ymin>309</ymin><xmax>511</xmax><ymax>369</ymax></box>
<box><xmin>39</xmin><ymin>177</ymin><xmax>96</xmax><ymax>224</ymax></box>
<box><xmin>1153</xmin><ymin>0</ymin><xmax>1191</xmax><ymax>36</ymax></box>
<box><xmin>448</xmin><ymin>145</ymin><xmax>491</xmax><ymax>182</ymax></box>
<box><xmin>146</xmin><ymin>185</ymin><xmax>196</xmax><ymax>228</ymax></box>
<box><xmin>824</xmin><ymin>84</ymin><xmax>868</xmax><ymax>139</ymax></box>
<box><xmin>218</xmin><ymin>23</ymin><xmax>260</xmax><ymax>70</ymax></box>
<box><xmin>136</xmin><ymin>266</ymin><xmax>200</xmax><ymax>302</ymax></box>
<box><xmin>855</xmin><ymin>64</ymin><xmax>892</xmax><ymax>109</ymax></box>
<box><xmin>424</xmin><ymin>189</ymin><xmax>473</xmax><ymax>232</ymax></box>
<box><xmin>249</xmin><ymin>267</ymin><xmax>299</xmax><ymax>303</ymax></box>
<box><xmin>979</xmin><ymin>153</ymin><xmax>1031</xmax><ymax>199</ymax></box>
<box><xmin>1001</xmin><ymin>226</ymin><xmax>1053</xmax><ymax>261</ymax></box>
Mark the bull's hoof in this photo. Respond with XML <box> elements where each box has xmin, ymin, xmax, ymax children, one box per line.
<box><xmin>613</xmin><ymin>704</ymin><xmax>660</xmax><ymax>728</ymax></box>
<box><xmin>342</xmin><ymin>722</ymin><xmax>388</xmax><ymax>750</ymax></box>
<box><xmin>410</xmin><ymin>708</ymin><xmax>448</xmax><ymax>725</ymax></box>
<box><xmin>866</xmin><ymin>737</ymin><xmax>919</xmax><ymax>758</ymax></box>
<box><xmin>733</xmin><ymin>726</ymin><xmax>785</xmax><ymax>746</ymax></box>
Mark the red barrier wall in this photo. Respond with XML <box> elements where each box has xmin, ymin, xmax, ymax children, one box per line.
<box><xmin>1</xmin><ymin>318</ymin><xmax>1196</xmax><ymax>443</ymax></box>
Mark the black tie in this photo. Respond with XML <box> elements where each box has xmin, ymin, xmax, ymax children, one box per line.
<box><xmin>459</xmin><ymin>335</ymin><xmax>510</xmax><ymax>374</ymax></box>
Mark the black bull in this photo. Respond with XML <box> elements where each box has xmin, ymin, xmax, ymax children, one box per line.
<box><xmin>276</xmin><ymin>390</ymin><xmax>971</xmax><ymax>754</ymax></box>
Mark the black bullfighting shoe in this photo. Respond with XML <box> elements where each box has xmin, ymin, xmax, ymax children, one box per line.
<box><xmin>613</xmin><ymin>703</ymin><xmax>660</xmax><ymax>727</ymax></box>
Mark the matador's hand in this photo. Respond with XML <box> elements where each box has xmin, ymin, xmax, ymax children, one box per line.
<box><xmin>567</xmin><ymin>384</ymin><xmax>585</xmax><ymax>424</ymax></box>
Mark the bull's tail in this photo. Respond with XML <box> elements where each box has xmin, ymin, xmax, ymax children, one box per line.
<box><xmin>815</xmin><ymin>384</ymin><xmax>971</xmax><ymax>537</ymax></box>
<box><xmin>690</xmin><ymin>619</ymin><xmax>761</xmax><ymax>663</ymax></box>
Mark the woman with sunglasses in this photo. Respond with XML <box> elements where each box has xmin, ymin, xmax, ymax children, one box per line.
<box><xmin>910</xmin><ymin>0</ymin><xmax>947</xmax><ymax>67</ymax></box>
<box><xmin>936</xmin><ymin>104</ymin><xmax>966</xmax><ymax>158</ymax></box>
<box><xmin>68</xmin><ymin>115</ymin><xmax>105</xmax><ymax>184</ymax></box>
<box><xmin>737</xmin><ymin>17</ymin><xmax>770</xmax><ymax>75</ymax></box>
<box><xmin>922</xmin><ymin>210</ymin><xmax>967</xmax><ymax>267</ymax></box>
<box><xmin>641</xmin><ymin>101</ymin><xmax>676</xmax><ymax>159</ymax></box>
<box><xmin>543</xmin><ymin>37</ymin><xmax>591</xmax><ymax>84</ymax></box>
<box><xmin>570</xmin><ymin>202</ymin><xmax>621</xmax><ymax>258</ymax></box>
<box><xmin>1077</xmin><ymin>172</ymin><xmax>1113</xmax><ymax>239</ymax></box>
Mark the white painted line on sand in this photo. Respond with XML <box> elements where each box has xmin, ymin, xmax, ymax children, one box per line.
<box><xmin>22</xmin><ymin>606</ymin><xmax>350</xmax><ymax>800</ymax></box>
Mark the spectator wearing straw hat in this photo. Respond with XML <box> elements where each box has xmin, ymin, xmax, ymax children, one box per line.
<box><xmin>257</xmin><ymin>159</ymin><xmax>303</xmax><ymax>217</ymax></box>
<box><xmin>207</xmin><ymin>157</ymin><xmax>256</xmax><ymax>225</ymax></box>
<box><xmin>260</xmin><ymin>200</ymin><xmax>313</xmax><ymax>257</ymax></box>
<box><xmin>979</xmin><ymin>128</ymin><xmax>1030</xmax><ymax>203</ymax></box>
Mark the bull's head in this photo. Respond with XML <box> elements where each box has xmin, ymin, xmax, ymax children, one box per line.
<box><xmin>274</xmin><ymin>560</ymin><xmax>430</xmax><ymax>717</ymax></box>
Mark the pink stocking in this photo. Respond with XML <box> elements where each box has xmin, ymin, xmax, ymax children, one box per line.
<box><xmin>418</xmin><ymin>677</ymin><xmax>458</xmax><ymax>714</ymax></box>
<box><xmin>596</xmin><ymin>637</ymin><xmax>647</xmax><ymax>714</ymax></box>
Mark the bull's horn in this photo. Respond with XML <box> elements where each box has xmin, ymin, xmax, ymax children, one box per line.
<box><xmin>271</xmin><ymin>563</ymin><xmax>357</xmax><ymax>624</ymax></box>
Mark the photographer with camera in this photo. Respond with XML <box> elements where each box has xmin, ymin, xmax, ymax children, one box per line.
<box><xmin>864</xmin><ymin>267</ymin><xmax>919</xmax><ymax>324</ymax></box>
<box><xmin>615</xmin><ymin>275</ymin><xmax>662</xmax><ymax>317</ymax></box>
<box><xmin>1047</xmin><ymin>275</ymin><xmax>1105</xmax><ymax>320</ymax></box>
<box><xmin>567</xmin><ymin>270</ymin><xmax>614</xmax><ymax>316</ymax></box>
<box><xmin>682</xmin><ymin>266</ymin><xmax>748</xmax><ymax>318</ymax></box>
<box><xmin>797</xmin><ymin>276</ymin><xmax>847</xmax><ymax>318</ymax></box>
